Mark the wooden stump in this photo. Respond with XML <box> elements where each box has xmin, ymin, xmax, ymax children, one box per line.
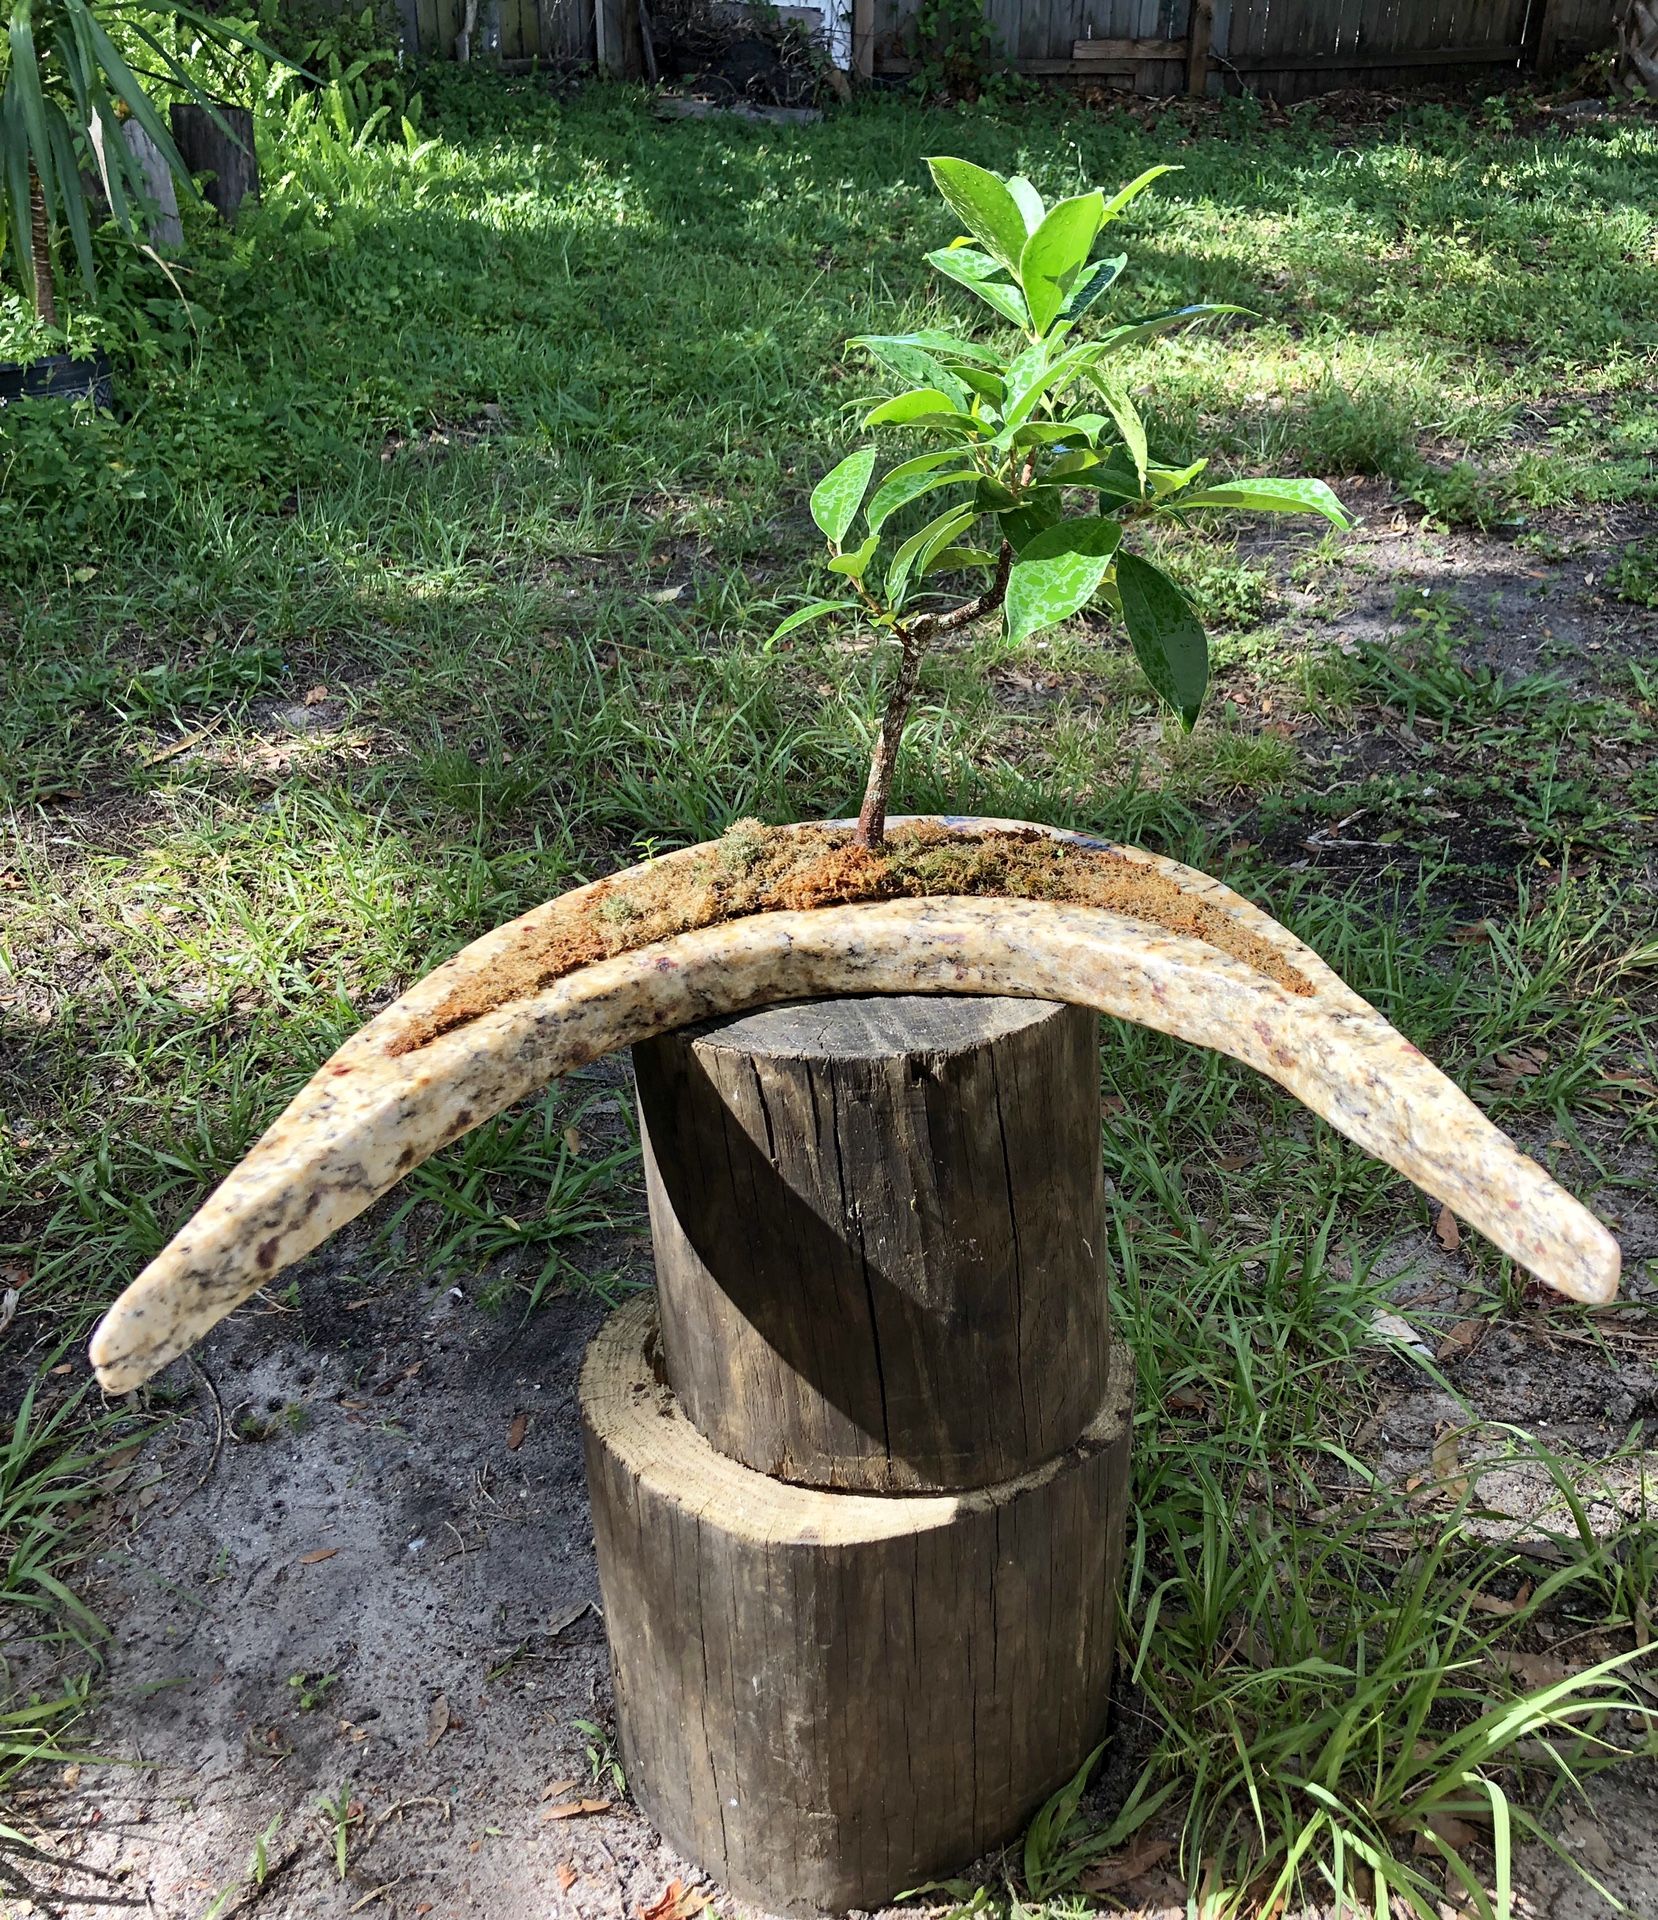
<box><xmin>580</xmin><ymin>1298</ymin><xmax>1134</xmax><ymax>1918</ymax></box>
<box><xmin>633</xmin><ymin>996</ymin><xmax>1112</xmax><ymax>1491</ymax></box>
<box><xmin>120</xmin><ymin>123</ymin><xmax>183</xmax><ymax>254</ymax></box>
<box><xmin>169</xmin><ymin>104</ymin><xmax>258</xmax><ymax>226</ymax></box>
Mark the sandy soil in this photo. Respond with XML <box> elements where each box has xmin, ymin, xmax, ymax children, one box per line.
<box><xmin>7</xmin><ymin>1192</ymin><xmax>1655</xmax><ymax>1920</ymax></box>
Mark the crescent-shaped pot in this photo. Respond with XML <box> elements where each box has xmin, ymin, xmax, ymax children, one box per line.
<box><xmin>88</xmin><ymin>819</ymin><xmax>1620</xmax><ymax>1394</ymax></box>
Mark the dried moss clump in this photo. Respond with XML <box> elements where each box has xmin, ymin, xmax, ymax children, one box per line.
<box><xmin>391</xmin><ymin>822</ymin><xmax>1312</xmax><ymax>1053</ymax></box>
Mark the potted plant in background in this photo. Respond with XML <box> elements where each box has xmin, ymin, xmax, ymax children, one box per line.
<box><xmin>0</xmin><ymin>0</ymin><xmax>261</xmax><ymax>405</ymax></box>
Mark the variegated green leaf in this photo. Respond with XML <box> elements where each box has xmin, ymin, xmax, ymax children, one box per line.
<box><xmin>828</xmin><ymin>533</ymin><xmax>880</xmax><ymax>578</ymax></box>
<box><xmin>925</xmin><ymin>156</ymin><xmax>1029</xmax><ymax>273</ymax></box>
<box><xmin>866</xmin><ymin>462</ymin><xmax>979</xmax><ymax>534</ymax></box>
<box><xmin>1020</xmin><ymin>191</ymin><xmax>1104</xmax><ymax>334</ymax></box>
<box><xmin>924</xmin><ymin>246</ymin><xmax>1030</xmax><ymax>327</ymax></box>
<box><xmin>862</xmin><ymin>388</ymin><xmax>971</xmax><ymax>428</ymax></box>
<box><xmin>768</xmin><ymin>599</ymin><xmax>858</xmax><ymax>645</ymax></box>
<box><xmin>810</xmin><ymin>447</ymin><xmax>877</xmax><ymax>545</ymax></box>
<box><xmin>1176</xmin><ymin>477</ymin><xmax>1353</xmax><ymax>528</ymax></box>
<box><xmin>1004</xmin><ymin>518</ymin><xmax>1122</xmax><ymax>645</ymax></box>
<box><xmin>1099</xmin><ymin>164</ymin><xmax>1178</xmax><ymax>226</ymax></box>
<box><xmin>1006</xmin><ymin>175</ymin><xmax>1045</xmax><ymax>233</ymax></box>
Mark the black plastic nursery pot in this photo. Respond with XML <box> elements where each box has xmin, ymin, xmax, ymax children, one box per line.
<box><xmin>0</xmin><ymin>348</ymin><xmax>114</xmax><ymax>409</ymax></box>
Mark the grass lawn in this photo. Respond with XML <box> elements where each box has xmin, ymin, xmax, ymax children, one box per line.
<box><xmin>2</xmin><ymin>66</ymin><xmax>1657</xmax><ymax>1917</ymax></box>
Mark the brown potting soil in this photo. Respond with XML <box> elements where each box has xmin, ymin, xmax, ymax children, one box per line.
<box><xmin>391</xmin><ymin>821</ymin><xmax>1313</xmax><ymax>1054</ymax></box>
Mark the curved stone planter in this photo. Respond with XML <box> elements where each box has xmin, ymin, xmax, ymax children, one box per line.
<box><xmin>89</xmin><ymin>818</ymin><xmax>1620</xmax><ymax>1393</ymax></box>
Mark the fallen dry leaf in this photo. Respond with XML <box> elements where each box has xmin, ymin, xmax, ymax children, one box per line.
<box><xmin>1433</xmin><ymin>1205</ymin><xmax>1462</xmax><ymax>1254</ymax></box>
<box><xmin>1495</xmin><ymin>1047</ymin><xmax>1547</xmax><ymax>1077</ymax></box>
<box><xmin>1413</xmin><ymin>1813</ymin><xmax>1483</xmax><ymax>1855</ymax></box>
<box><xmin>543</xmin><ymin>1798</ymin><xmax>612</xmax><ymax>1821</ymax></box>
<box><xmin>1435</xmin><ymin>1317</ymin><xmax>1485</xmax><ymax>1363</ymax></box>
<box><xmin>1164</xmin><ymin>1386</ymin><xmax>1210</xmax><ymax>1416</ymax></box>
<box><xmin>541</xmin><ymin>1778</ymin><xmax>579</xmax><ymax>1801</ymax></box>
<box><xmin>557</xmin><ymin>1862</ymin><xmax>578</xmax><ymax>1893</ymax></box>
<box><xmin>1605</xmin><ymin>1074</ymin><xmax>1658</xmax><ymax>1100</ymax></box>
<box><xmin>425</xmin><ymin>1694</ymin><xmax>451</xmax><ymax>1751</ymax></box>
<box><xmin>1493</xmin><ymin>1650</ymin><xmax>1578</xmax><ymax>1689</ymax></box>
<box><xmin>299</xmin><ymin>1547</ymin><xmax>339</xmax><ymax>1565</ymax></box>
<box><xmin>507</xmin><ymin>1411</ymin><xmax>528</xmax><ymax>1452</ymax></box>
<box><xmin>639</xmin><ymin>1878</ymin><xmax>713</xmax><ymax>1920</ymax></box>
<box><xmin>549</xmin><ymin>1600</ymin><xmax>592</xmax><ymax>1637</ymax></box>
<box><xmin>1431</xmin><ymin>1428</ymin><xmax>1469</xmax><ymax>1500</ymax></box>
<box><xmin>1371</xmin><ymin>1308</ymin><xmax>1433</xmax><ymax>1358</ymax></box>
<box><xmin>1078</xmin><ymin>1836</ymin><xmax>1172</xmax><ymax>1892</ymax></box>
<box><xmin>1468</xmin><ymin>1580</ymin><xmax>1533</xmax><ymax>1617</ymax></box>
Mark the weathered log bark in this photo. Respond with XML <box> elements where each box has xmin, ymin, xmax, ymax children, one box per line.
<box><xmin>581</xmin><ymin>1297</ymin><xmax>1134</xmax><ymax>1917</ymax></box>
<box><xmin>634</xmin><ymin>995</ymin><xmax>1112</xmax><ymax>1490</ymax></box>
<box><xmin>168</xmin><ymin>104</ymin><xmax>258</xmax><ymax>225</ymax></box>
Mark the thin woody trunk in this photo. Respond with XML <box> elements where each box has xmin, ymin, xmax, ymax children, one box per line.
<box><xmin>30</xmin><ymin>168</ymin><xmax>58</xmax><ymax>328</ymax></box>
<box><xmin>854</xmin><ymin>631</ymin><xmax>923</xmax><ymax>850</ymax></box>
<box><xmin>854</xmin><ymin>542</ymin><xmax>1015</xmax><ymax>850</ymax></box>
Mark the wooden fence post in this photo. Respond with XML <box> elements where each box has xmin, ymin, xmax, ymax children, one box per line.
<box><xmin>390</xmin><ymin>0</ymin><xmax>421</xmax><ymax>55</ymax></box>
<box><xmin>580</xmin><ymin>996</ymin><xmax>1134</xmax><ymax>1914</ymax></box>
<box><xmin>1187</xmin><ymin>0</ymin><xmax>1214</xmax><ymax>94</ymax></box>
<box><xmin>120</xmin><ymin>123</ymin><xmax>183</xmax><ymax>254</ymax></box>
<box><xmin>852</xmin><ymin>0</ymin><xmax>875</xmax><ymax>77</ymax></box>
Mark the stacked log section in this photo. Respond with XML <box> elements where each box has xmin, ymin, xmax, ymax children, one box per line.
<box><xmin>579</xmin><ymin>1299</ymin><xmax>1135</xmax><ymax>1919</ymax></box>
<box><xmin>632</xmin><ymin>995</ymin><xmax>1112</xmax><ymax>1491</ymax></box>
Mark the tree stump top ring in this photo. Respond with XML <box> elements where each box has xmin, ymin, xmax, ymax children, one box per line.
<box><xmin>680</xmin><ymin>992</ymin><xmax>1071</xmax><ymax>1063</ymax></box>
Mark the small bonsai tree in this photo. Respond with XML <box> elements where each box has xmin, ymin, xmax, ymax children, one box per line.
<box><xmin>778</xmin><ymin>158</ymin><xmax>1352</xmax><ymax>848</ymax></box>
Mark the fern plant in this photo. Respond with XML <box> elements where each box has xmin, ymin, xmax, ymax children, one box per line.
<box><xmin>778</xmin><ymin>157</ymin><xmax>1352</xmax><ymax>848</ymax></box>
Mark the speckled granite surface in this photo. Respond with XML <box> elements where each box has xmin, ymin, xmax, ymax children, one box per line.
<box><xmin>89</xmin><ymin>824</ymin><xmax>1620</xmax><ymax>1393</ymax></box>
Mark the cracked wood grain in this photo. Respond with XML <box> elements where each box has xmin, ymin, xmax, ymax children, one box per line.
<box><xmin>634</xmin><ymin>996</ymin><xmax>1109</xmax><ymax>1490</ymax></box>
<box><xmin>580</xmin><ymin>1296</ymin><xmax>1134</xmax><ymax>1915</ymax></box>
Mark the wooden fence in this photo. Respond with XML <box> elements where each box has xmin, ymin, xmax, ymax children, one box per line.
<box><xmin>867</xmin><ymin>0</ymin><xmax>1614</xmax><ymax>96</ymax></box>
<box><xmin>393</xmin><ymin>0</ymin><xmax>630</xmax><ymax>68</ymax></box>
<box><xmin>390</xmin><ymin>0</ymin><xmax>1613</xmax><ymax>90</ymax></box>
